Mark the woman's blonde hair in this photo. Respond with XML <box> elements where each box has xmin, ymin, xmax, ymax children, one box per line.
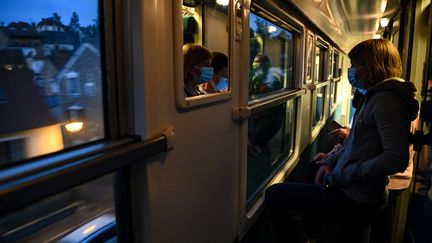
<box><xmin>348</xmin><ymin>39</ymin><xmax>402</xmax><ymax>86</ymax></box>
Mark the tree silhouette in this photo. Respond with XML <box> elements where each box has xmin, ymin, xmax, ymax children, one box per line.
<box><xmin>69</xmin><ymin>12</ymin><xmax>80</xmax><ymax>32</ymax></box>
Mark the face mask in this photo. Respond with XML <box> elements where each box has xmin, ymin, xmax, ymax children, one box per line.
<box><xmin>252</xmin><ymin>63</ymin><xmax>260</xmax><ymax>70</ymax></box>
<box><xmin>196</xmin><ymin>67</ymin><xmax>213</xmax><ymax>84</ymax></box>
<box><xmin>215</xmin><ymin>77</ymin><xmax>228</xmax><ymax>91</ymax></box>
<box><xmin>348</xmin><ymin>67</ymin><xmax>366</xmax><ymax>89</ymax></box>
<box><xmin>357</xmin><ymin>88</ymin><xmax>367</xmax><ymax>94</ymax></box>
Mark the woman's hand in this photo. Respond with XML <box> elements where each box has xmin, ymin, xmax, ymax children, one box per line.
<box><xmin>315</xmin><ymin>164</ymin><xmax>332</xmax><ymax>187</ymax></box>
<box><xmin>329</xmin><ymin>127</ymin><xmax>350</xmax><ymax>142</ymax></box>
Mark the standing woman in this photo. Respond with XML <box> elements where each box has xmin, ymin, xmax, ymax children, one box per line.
<box><xmin>183</xmin><ymin>44</ymin><xmax>213</xmax><ymax>97</ymax></box>
<box><xmin>265</xmin><ymin>39</ymin><xmax>419</xmax><ymax>243</ymax></box>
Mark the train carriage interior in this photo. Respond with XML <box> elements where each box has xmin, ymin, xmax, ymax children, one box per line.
<box><xmin>0</xmin><ymin>0</ymin><xmax>431</xmax><ymax>242</ymax></box>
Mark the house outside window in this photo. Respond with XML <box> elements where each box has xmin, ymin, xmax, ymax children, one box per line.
<box><xmin>66</xmin><ymin>71</ymin><xmax>81</xmax><ymax>97</ymax></box>
<box><xmin>84</xmin><ymin>82</ymin><xmax>96</xmax><ymax>96</ymax></box>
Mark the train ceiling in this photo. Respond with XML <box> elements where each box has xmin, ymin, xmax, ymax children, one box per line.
<box><xmin>289</xmin><ymin>0</ymin><xmax>399</xmax><ymax>53</ymax></box>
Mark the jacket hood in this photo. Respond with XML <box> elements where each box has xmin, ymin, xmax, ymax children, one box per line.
<box><xmin>367</xmin><ymin>78</ymin><xmax>419</xmax><ymax>121</ymax></box>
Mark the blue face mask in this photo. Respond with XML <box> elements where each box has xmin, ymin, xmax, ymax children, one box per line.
<box><xmin>348</xmin><ymin>67</ymin><xmax>366</xmax><ymax>89</ymax></box>
<box><xmin>196</xmin><ymin>67</ymin><xmax>213</xmax><ymax>84</ymax></box>
<box><xmin>357</xmin><ymin>88</ymin><xmax>367</xmax><ymax>95</ymax></box>
<box><xmin>215</xmin><ymin>77</ymin><xmax>228</xmax><ymax>91</ymax></box>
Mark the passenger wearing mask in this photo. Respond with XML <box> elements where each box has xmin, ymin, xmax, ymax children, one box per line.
<box><xmin>249</xmin><ymin>54</ymin><xmax>281</xmax><ymax>96</ymax></box>
<box><xmin>204</xmin><ymin>51</ymin><xmax>228</xmax><ymax>93</ymax></box>
<box><xmin>265</xmin><ymin>39</ymin><xmax>419</xmax><ymax>243</ymax></box>
<box><xmin>183</xmin><ymin>44</ymin><xmax>213</xmax><ymax>97</ymax></box>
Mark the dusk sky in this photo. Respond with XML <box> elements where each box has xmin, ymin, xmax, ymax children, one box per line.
<box><xmin>0</xmin><ymin>0</ymin><xmax>98</xmax><ymax>26</ymax></box>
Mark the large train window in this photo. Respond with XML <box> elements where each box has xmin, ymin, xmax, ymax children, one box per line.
<box><xmin>246</xmin><ymin>8</ymin><xmax>300</xmax><ymax>204</ymax></box>
<box><xmin>0</xmin><ymin>2</ymin><xmax>103</xmax><ymax>163</ymax></box>
<box><xmin>249</xmin><ymin>13</ymin><xmax>295</xmax><ymax>98</ymax></box>
<box><xmin>176</xmin><ymin>0</ymin><xmax>231</xmax><ymax>108</ymax></box>
<box><xmin>247</xmin><ymin>99</ymin><xmax>296</xmax><ymax>202</ymax></box>
<box><xmin>0</xmin><ymin>0</ymin><xmax>129</xmax><ymax>241</ymax></box>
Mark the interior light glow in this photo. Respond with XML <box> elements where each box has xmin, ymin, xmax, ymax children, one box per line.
<box><xmin>65</xmin><ymin>122</ymin><xmax>83</xmax><ymax>133</ymax></box>
<box><xmin>380</xmin><ymin>0</ymin><xmax>388</xmax><ymax>13</ymax></box>
<box><xmin>268</xmin><ymin>26</ymin><xmax>277</xmax><ymax>33</ymax></box>
<box><xmin>380</xmin><ymin>18</ymin><xmax>389</xmax><ymax>28</ymax></box>
<box><xmin>82</xmin><ymin>225</ymin><xmax>97</xmax><ymax>235</ymax></box>
<box><xmin>216</xmin><ymin>0</ymin><xmax>229</xmax><ymax>6</ymax></box>
<box><xmin>373</xmin><ymin>34</ymin><xmax>382</xmax><ymax>39</ymax></box>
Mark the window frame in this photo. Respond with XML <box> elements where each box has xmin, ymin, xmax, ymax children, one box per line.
<box><xmin>245</xmin><ymin>2</ymin><xmax>307</xmax><ymax>207</ymax></box>
<box><xmin>173</xmin><ymin>0</ymin><xmax>233</xmax><ymax>109</ymax></box>
<box><xmin>0</xmin><ymin>0</ymin><xmax>154</xmax><ymax>242</ymax></box>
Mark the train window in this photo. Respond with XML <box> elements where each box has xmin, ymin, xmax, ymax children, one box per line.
<box><xmin>178</xmin><ymin>0</ymin><xmax>231</xmax><ymax>107</ymax></box>
<box><xmin>247</xmin><ymin>100</ymin><xmax>296</xmax><ymax>202</ymax></box>
<box><xmin>0</xmin><ymin>174</ymin><xmax>116</xmax><ymax>242</ymax></box>
<box><xmin>0</xmin><ymin>0</ymin><xmax>104</xmax><ymax>164</ymax></box>
<box><xmin>314</xmin><ymin>44</ymin><xmax>327</xmax><ymax>82</ymax></box>
<box><xmin>305</xmin><ymin>32</ymin><xmax>314</xmax><ymax>82</ymax></box>
<box><xmin>312</xmin><ymin>86</ymin><xmax>325</xmax><ymax>127</ymax></box>
<box><xmin>333</xmin><ymin>51</ymin><xmax>340</xmax><ymax>79</ymax></box>
<box><xmin>249</xmin><ymin>12</ymin><xmax>295</xmax><ymax>98</ymax></box>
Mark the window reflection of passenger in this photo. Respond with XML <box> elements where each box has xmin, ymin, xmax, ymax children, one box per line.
<box><xmin>183</xmin><ymin>44</ymin><xmax>213</xmax><ymax>97</ymax></box>
<box><xmin>204</xmin><ymin>52</ymin><xmax>228</xmax><ymax>93</ymax></box>
<box><xmin>248</xmin><ymin>55</ymin><xmax>284</xmax><ymax>156</ymax></box>
<box><xmin>250</xmin><ymin>55</ymin><xmax>282</xmax><ymax>96</ymax></box>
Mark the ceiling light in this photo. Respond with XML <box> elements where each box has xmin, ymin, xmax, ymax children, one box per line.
<box><xmin>216</xmin><ymin>0</ymin><xmax>229</xmax><ymax>6</ymax></box>
<box><xmin>380</xmin><ymin>18</ymin><xmax>389</xmax><ymax>28</ymax></box>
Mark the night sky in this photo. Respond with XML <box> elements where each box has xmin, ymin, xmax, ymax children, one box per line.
<box><xmin>0</xmin><ymin>0</ymin><xmax>98</xmax><ymax>26</ymax></box>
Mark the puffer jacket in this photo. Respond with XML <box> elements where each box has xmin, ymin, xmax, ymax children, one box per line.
<box><xmin>324</xmin><ymin>78</ymin><xmax>419</xmax><ymax>203</ymax></box>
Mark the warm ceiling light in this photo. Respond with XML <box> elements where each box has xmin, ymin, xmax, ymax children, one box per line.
<box><xmin>373</xmin><ymin>34</ymin><xmax>382</xmax><ymax>39</ymax></box>
<box><xmin>380</xmin><ymin>18</ymin><xmax>389</xmax><ymax>28</ymax></box>
<box><xmin>216</xmin><ymin>0</ymin><xmax>229</xmax><ymax>6</ymax></box>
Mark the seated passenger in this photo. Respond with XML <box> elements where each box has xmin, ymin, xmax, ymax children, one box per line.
<box><xmin>183</xmin><ymin>44</ymin><xmax>213</xmax><ymax>97</ymax></box>
<box><xmin>249</xmin><ymin>54</ymin><xmax>282</xmax><ymax>96</ymax></box>
<box><xmin>204</xmin><ymin>52</ymin><xmax>228</xmax><ymax>93</ymax></box>
<box><xmin>265</xmin><ymin>39</ymin><xmax>419</xmax><ymax>243</ymax></box>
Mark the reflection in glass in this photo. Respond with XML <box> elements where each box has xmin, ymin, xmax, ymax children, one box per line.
<box><xmin>0</xmin><ymin>174</ymin><xmax>116</xmax><ymax>242</ymax></box>
<box><xmin>182</xmin><ymin>0</ymin><xmax>229</xmax><ymax>97</ymax></box>
<box><xmin>313</xmin><ymin>87</ymin><xmax>325</xmax><ymax>127</ymax></box>
<box><xmin>247</xmin><ymin>100</ymin><xmax>296</xmax><ymax>202</ymax></box>
<box><xmin>0</xmin><ymin>0</ymin><xmax>104</xmax><ymax>164</ymax></box>
<box><xmin>249</xmin><ymin>13</ymin><xmax>295</xmax><ymax>98</ymax></box>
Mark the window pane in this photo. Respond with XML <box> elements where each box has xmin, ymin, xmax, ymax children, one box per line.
<box><xmin>249</xmin><ymin>13</ymin><xmax>295</xmax><ymax>98</ymax></box>
<box><xmin>333</xmin><ymin>52</ymin><xmax>340</xmax><ymax>78</ymax></box>
<box><xmin>247</xmin><ymin>100</ymin><xmax>296</xmax><ymax>202</ymax></box>
<box><xmin>305</xmin><ymin>34</ymin><xmax>313</xmax><ymax>81</ymax></box>
<box><xmin>0</xmin><ymin>174</ymin><xmax>116</xmax><ymax>242</ymax></box>
<box><xmin>0</xmin><ymin>0</ymin><xmax>104</xmax><ymax>164</ymax></box>
<box><xmin>313</xmin><ymin>87</ymin><xmax>325</xmax><ymax>127</ymax></box>
<box><xmin>182</xmin><ymin>1</ymin><xmax>230</xmax><ymax>97</ymax></box>
<box><xmin>314</xmin><ymin>45</ymin><xmax>326</xmax><ymax>82</ymax></box>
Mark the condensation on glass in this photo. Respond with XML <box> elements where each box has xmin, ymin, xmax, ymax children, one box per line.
<box><xmin>182</xmin><ymin>0</ymin><xmax>230</xmax><ymax>98</ymax></box>
<box><xmin>0</xmin><ymin>174</ymin><xmax>116</xmax><ymax>242</ymax></box>
<box><xmin>246</xmin><ymin>100</ymin><xmax>296</xmax><ymax>202</ymax></box>
<box><xmin>249</xmin><ymin>13</ymin><xmax>295</xmax><ymax>98</ymax></box>
<box><xmin>0</xmin><ymin>0</ymin><xmax>104</xmax><ymax>164</ymax></box>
